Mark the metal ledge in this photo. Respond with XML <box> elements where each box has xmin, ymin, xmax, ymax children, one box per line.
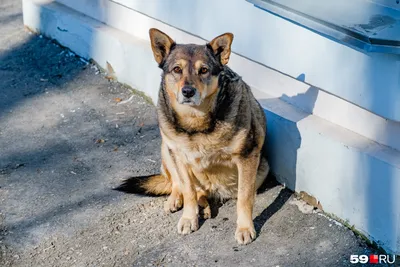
<box><xmin>248</xmin><ymin>0</ymin><xmax>400</xmax><ymax>54</ymax></box>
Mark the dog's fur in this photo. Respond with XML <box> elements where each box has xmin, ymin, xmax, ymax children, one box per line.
<box><xmin>119</xmin><ymin>28</ymin><xmax>270</xmax><ymax>245</ymax></box>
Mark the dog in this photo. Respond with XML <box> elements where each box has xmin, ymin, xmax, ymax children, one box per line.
<box><xmin>118</xmin><ymin>28</ymin><xmax>270</xmax><ymax>245</ymax></box>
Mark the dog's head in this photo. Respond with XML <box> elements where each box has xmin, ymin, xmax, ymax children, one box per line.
<box><xmin>149</xmin><ymin>28</ymin><xmax>233</xmax><ymax>107</ymax></box>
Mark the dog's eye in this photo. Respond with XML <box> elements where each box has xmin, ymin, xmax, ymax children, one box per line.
<box><xmin>199</xmin><ymin>67</ymin><xmax>208</xmax><ymax>75</ymax></box>
<box><xmin>173</xmin><ymin>66</ymin><xmax>182</xmax><ymax>74</ymax></box>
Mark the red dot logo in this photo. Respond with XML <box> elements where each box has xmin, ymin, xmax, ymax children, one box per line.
<box><xmin>369</xmin><ymin>254</ymin><xmax>379</xmax><ymax>264</ymax></box>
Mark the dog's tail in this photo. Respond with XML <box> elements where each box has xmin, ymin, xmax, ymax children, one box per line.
<box><xmin>114</xmin><ymin>174</ymin><xmax>172</xmax><ymax>196</ymax></box>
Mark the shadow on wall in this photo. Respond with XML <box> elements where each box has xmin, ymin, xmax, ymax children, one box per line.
<box><xmin>253</xmin><ymin>74</ymin><xmax>319</xmax><ymax>234</ymax></box>
<box><xmin>264</xmin><ymin>75</ymin><xmax>318</xmax><ymax>190</ymax></box>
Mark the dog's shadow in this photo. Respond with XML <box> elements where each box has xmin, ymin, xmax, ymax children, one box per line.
<box><xmin>115</xmin><ymin>173</ymin><xmax>292</xmax><ymax>236</ymax></box>
<box><xmin>254</xmin><ymin>174</ymin><xmax>293</xmax><ymax>235</ymax></box>
<box><xmin>206</xmin><ymin>174</ymin><xmax>292</xmax><ymax>236</ymax></box>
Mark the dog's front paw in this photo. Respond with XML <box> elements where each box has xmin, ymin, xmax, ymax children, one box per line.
<box><xmin>177</xmin><ymin>216</ymin><xmax>199</xmax><ymax>235</ymax></box>
<box><xmin>199</xmin><ymin>205</ymin><xmax>211</xmax><ymax>219</ymax></box>
<box><xmin>235</xmin><ymin>226</ymin><xmax>256</xmax><ymax>245</ymax></box>
<box><xmin>164</xmin><ymin>193</ymin><xmax>183</xmax><ymax>213</ymax></box>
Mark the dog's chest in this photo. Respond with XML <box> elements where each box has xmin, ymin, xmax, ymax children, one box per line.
<box><xmin>178</xmin><ymin>135</ymin><xmax>233</xmax><ymax>166</ymax></box>
<box><xmin>163</xmin><ymin>132</ymin><xmax>235</xmax><ymax>169</ymax></box>
<box><xmin>161</xmin><ymin>120</ymin><xmax>247</xmax><ymax>169</ymax></box>
<box><xmin>184</xmin><ymin>143</ymin><xmax>232</xmax><ymax>169</ymax></box>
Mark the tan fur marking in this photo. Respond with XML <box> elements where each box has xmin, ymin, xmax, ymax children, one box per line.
<box><xmin>175</xmin><ymin>59</ymin><xmax>187</xmax><ymax>69</ymax></box>
<box><xmin>194</xmin><ymin>60</ymin><xmax>206</xmax><ymax>70</ymax></box>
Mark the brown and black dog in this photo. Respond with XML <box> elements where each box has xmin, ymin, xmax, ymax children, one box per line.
<box><xmin>119</xmin><ymin>28</ymin><xmax>269</xmax><ymax>245</ymax></box>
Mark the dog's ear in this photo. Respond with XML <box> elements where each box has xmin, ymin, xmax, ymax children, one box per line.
<box><xmin>208</xmin><ymin>33</ymin><xmax>234</xmax><ymax>65</ymax></box>
<box><xmin>149</xmin><ymin>28</ymin><xmax>175</xmax><ymax>66</ymax></box>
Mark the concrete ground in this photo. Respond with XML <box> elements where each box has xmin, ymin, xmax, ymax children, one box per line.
<box><xmin>0</xmin><ymin>1</ymin><xmax>385</xmax><ymax>266</ymax></box>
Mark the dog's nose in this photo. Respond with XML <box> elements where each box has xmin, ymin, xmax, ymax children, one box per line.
<box><xmin>182</xmin><ymin>86</ymin><xmax>196</xmax><ymax>98</ymax></box>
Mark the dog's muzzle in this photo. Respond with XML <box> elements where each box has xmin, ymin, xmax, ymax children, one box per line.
<box><xmin>182</xmin><ymin>86</ymin><xmax>196</xmax><ymax>98</ymax></box>
<box><xmin>178</xmin><ymin>86</ymin><xmax>201</xmax><ymax>106</ymax></box>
